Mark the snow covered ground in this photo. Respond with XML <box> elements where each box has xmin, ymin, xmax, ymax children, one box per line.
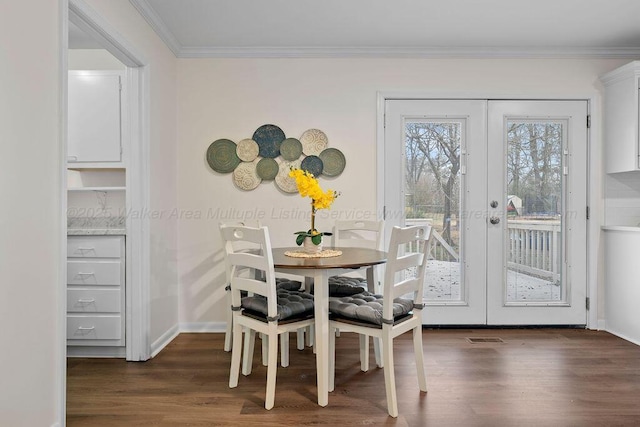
<box><xmin>424</xmin><ymin>260</ymin><xmax>561</xmax><ymax>302</ymax></box>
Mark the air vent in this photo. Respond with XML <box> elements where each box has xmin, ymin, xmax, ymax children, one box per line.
<box><xmin>466</xmin><ymin>337</ymin><xmax>504</xmax><ymax>343</ymax></box>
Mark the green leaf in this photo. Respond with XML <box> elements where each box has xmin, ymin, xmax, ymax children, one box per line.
<box><xmin>311</xmin><ymin>234</ymin><xmax>323</xmax><ymax>245</ymax></box>
<box><xmin>296</xmin><ymin>234</ymin><xmax>306</xmax><ymax>246</ymax></box>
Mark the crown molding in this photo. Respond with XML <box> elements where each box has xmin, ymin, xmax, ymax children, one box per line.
<box><xmin>175</xmin><ymin>46</ymin><xmax>640</xmax><ymax>59</ymax></box>
<box><xmin>129</xmin><ymin>0</ymin><xmax>181</xmax><ymax>56</ymax></box>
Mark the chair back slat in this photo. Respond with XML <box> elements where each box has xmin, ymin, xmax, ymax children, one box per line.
<box><xmin>382</xmin><ymin>225</ymin><xmax>432</xmax><ymax>321</ymax></box>
<box><xmin>333</xmin><ymin>220</ymin><xmax>384</xmax><ymax>250</ymax></box>
<box><xmin>220</xmin><ymin>225</ymin><xmax>278</xmax><ymax>317</ymax></box>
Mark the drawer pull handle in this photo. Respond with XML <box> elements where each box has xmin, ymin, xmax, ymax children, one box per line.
<box><xmin>77</xmin><ymin>299</ymin><xmax>95</xmax><ymax>303</ymax></box>
<box><xmin>76</xmin><ymin>272</ymin><xmax>95</xmax><ymax>276</ymax></box>
<box><xmin>77</xmin><ymin>326</ymin><xmax>95</xmax><ymax>331</ymax></box>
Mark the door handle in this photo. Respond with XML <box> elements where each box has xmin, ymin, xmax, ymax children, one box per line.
<box><xmin>489</xmin><ymin>216</ymin><xmax>500</xmax><ymax>225</ymax></box>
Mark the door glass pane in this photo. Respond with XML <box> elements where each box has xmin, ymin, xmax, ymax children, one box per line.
<box><xmin>506</xmin><ymin>121</ymin><xmax>563</xmax><ymax>302</ymax></box>
<box><xmin>404</xmin><ymin>120</ymin><xmax>463</xmax><ymax>302</ymax></box>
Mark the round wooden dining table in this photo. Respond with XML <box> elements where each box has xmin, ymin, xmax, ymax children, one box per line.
<box><xmin>271</xmin><ymin>247</ymin><xmax>387</xmax><ymax>407</ymax></box>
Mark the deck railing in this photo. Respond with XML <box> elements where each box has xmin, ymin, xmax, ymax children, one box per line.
<box><xmin>406</xmin><ymin>218</ymin><xmax>561</xmax><ymax>282</ymax></box>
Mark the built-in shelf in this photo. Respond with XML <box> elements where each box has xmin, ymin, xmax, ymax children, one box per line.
<box><xmin>67</xmin><ymin>187</ymin><xmax>126</xmax><ymax>192</ymax></box>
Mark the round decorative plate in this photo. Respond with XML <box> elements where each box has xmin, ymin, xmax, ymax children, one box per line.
<box><xmin>233</xmin><ymin>160</ymin><xmax>262</xmax><ymax>191</ymax></box>
<box><xmin>206</xmin><ymin>139</ymin><xmax>240</xmax><ymax>173</ymax></box>
<box><xmin>300</xmin><ymin>155</ymin><xmax>324</xmax><ymax>177</ymax></box>
<box><xmin>252</xmin><ymin>124</ymin><xmax>286</xmax><ymax>158</ymax></box>
<box><xmin>256</xmin><ymin>157</ymin><xmax>279</xmax><ymax>180</ymax></box>
<box><xmin>319</xmin><ymin>148</ymin><xmax>346</xmax><ymax>176</ymax></box>
<box><xmin>236</xmin><ymin>138</ymin><xmax>259</xmax><ymax>162</ymax></box>
<box><xmin>280</xmin><ymin>138</ymin><xmax>303</xmax><ymax>161</ymax></box>
<box><xmin>300</xmin><ymin>129</ymin><xmax>328</xmax><ymax>156</ymax></box>
<box><xmin>275</xmin><ymin>158</ymin><xmax>302</xmax><ymax>193</ymax></box>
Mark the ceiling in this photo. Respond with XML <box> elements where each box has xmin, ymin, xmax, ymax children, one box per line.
<box><xmin>75</xmin><ymin>0</ymin><xmax>640</xmax><ymax>58</ymax></box>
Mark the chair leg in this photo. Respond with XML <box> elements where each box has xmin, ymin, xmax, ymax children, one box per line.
<box><xmin>224</xmin><ymin>290</ymin><xmax>233</xmax><ymax>352</ymax></box>
<box><xmin>359</xmin><ymin>334</ymin><xmax>369</xmax><ymax>372</ymax></box>
<box><xmin>296</xmin><ymin>328</ymin><xmax>305</xmax><ymax>350</ymax></box>
<box><xmin>261</xmin><ymin>333</ymin><xmax>268</xmax><ymax>366</ymax></box>
<box><xmin>413</xmin><ymin>325</ymin><xmax>427</xmax><ymax>392</ymax></box>
<box><xmin>265</xmin><ymin>331</ymin><xmax>279</xmax><ymax>410</ymax></box>
<box><xmin>242</xmin><ymin>328</ymin><xmax>256</xmax><ymax>376</ymax></box>
<box><xmin>374</xmin><ymin>337</ymin><xmax>383</xmax><ymax>368</ymax></box>
<box><xmin>280</xmin><ymin>333</ymin><xmax>290</xmax><ymax>367</ymax></box>
<box><xmin>382</xmin><ymin>329</ymin><xmax>398</xmax><ymax>418</ymax></box>
<box><xmin>229</xmin><ymin>318</ymin><xmax>243</xmax><ymax>388</ymax></box>
<box><xmin>329</xmin><ymin>325</ymin><xmax>336</xmax><ymax>392</ymax></box>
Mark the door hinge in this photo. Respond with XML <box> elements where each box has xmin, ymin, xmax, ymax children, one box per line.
<box><xmin>586</xmin><ymin>115</ymin><xmax>591</xmax><ymax>128</ymax></box>
<box><xmin>383</xmin><ymin>205</ymin><xmax>386</xmax><ymax>220</ymax></box>
<box><xmin>586</xmin><ymin>206</ymin><xmax>590</xmax><ymax>220</ymax></box>
<box><xmin>586</xmin><ymin>297</ymin><xmax>590</xmax><ymax>310</ymax></box>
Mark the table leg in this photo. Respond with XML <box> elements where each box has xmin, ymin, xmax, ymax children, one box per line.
<box><xmin>313</xmin><ymin>270</ymin><xmax>329</xmax><ymax>406</ymax></box>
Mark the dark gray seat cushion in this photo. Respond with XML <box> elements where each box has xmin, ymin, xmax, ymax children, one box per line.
<box><xmin>241</xmin><ymin>289</ymin><xmax>314</xmax><ymax>321</ymax></box>
<box><xmin>308</xmin><ymin>276</ymin><xmax>368</xmax><ymax>296</ymax></box>
<box><xmin>275</xmin><ymin>278</ymin><xmax>302</xmax><ymax>291</ymax></box>
<box><xmin>329</xmin><ymin>291</ymin><xmax>414</xmax><ymax>326</ymax></box>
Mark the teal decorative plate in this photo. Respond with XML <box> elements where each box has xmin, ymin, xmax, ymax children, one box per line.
<box><xmin>207</xmin><ymin>139</ymin><xmax>240</xmax><ymax>173</ymax></box>
<box><xmin>319</xmin><ymin>148</ymin><xmax>346</xmax><ymax>176</ymax></box>
<box><xmin>280</xmin><ymin>138</ymin><xmax>303</xmax><ymax>161</ymax></box>
<box><xmin>256</xmin><ymin>157</ymin><xmax>279</xmax><ymax>180</ymax></box>
<box><xmin>252</xmin><ymin>124</ymin><xmax>285</xmax><ymax>158</ymax></box>
<box><xmin>300</xmin><ymin>155</ymin><xmax>324</xmax><ymax>178</ymax></box>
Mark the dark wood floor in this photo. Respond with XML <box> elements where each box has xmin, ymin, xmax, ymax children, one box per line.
<box><xmin>67</xmin><ymin>328</ymin><xmax>640</xmax><ymax>426</ymax></box>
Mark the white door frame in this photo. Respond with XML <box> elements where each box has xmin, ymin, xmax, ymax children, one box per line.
<box><xmin>64</xmin><ymin>0</ymin><xmax>152</xmax><ymax>362</ymax></box>
<box><xmin>376</xmin><ymin>92</ymin><xmax>598</xmax><ymax>329</ymax></box>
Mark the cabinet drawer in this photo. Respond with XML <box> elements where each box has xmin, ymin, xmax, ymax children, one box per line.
<box><xmin>67</xmin><ymin>260</ymin><xmax>121</xmax><ymax>285</ymax></box>
<box><xmin>67</xmin><ymin>289</ymin><xmax>121</xmax><ymax>313</ymax></box>
<box><xmin>67</xmin><ymin>315</ymin><xmax>122</xmax><ymax>340</ymax></box>
<box><xmin>67</xmin><ymin>236</ymin><xmax>122</xmax><ymax>258</ymax></box>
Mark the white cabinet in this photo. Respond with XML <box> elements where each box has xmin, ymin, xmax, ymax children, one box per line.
<box><xmin>601</xmin><ymin>61</ymin><xmax>640</xmax><ymax>173</ymax></box>
<box><xmin>68</xmin><ymin>71</ymin><xmax>123</xmax><ymax>164</ymax></box>
<box><xmin>603</xmin><ymin>227</ymin><xmax>640</xmax><ymax>345</ymax></box>
<box><xmin>67</xmin><ymin>235</ymin><xmax>125</xmax><ymax>348</ymax></box>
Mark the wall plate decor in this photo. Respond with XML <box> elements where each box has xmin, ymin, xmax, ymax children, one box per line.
<box><xmin>300</xmin><ymin>155</ymin><xmax>324</xmax><ymax>177</ymax></box>
<box><xmin>319</xmin><ymin>147</ymin><xmax>346</xmax><ymax>177</ymax></box>
<box><xmin>236</xmin><ymin>138</ymin><xmax>259</xmax><ymax>162</ymax></box>
<box><xmin>280</xmin><ymin>138</ymin><xmax>303</xmax><ymax>161</ymax></box>
<box><xmin>233</xmin><ymin>160</ymin><xmax>261</xmax><ymax>191</ymax></box>
<box><xmin>256</xmin><ymin>157</ymin><xmax>279</xmax><ymax>180</ymax></box>
<box><xmin>252</xmin><ymin>124</ymin><xmax>285</xmax><ymax>158</ymax></box>
<box><xmin>207</xmin><ymin>124</ymin><xmax>345</xmax><ymax>192</ymax></box>
<box><xmin>207</xmin><ymin>138</ymin><xmax>241</xmax><ymax>173</ymax></box>
<box><xmin>300</xmin><ymin>128</ymin><xmax>328</xmax><ymax>156</ymax></box>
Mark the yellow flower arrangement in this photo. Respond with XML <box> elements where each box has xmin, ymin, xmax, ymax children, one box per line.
<box><xmin>289</xmin><ymin>168</ymin><xmax>339</xmax><ymax>246</ymax></box>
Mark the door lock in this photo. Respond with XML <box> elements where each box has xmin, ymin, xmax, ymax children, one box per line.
<box><xmin>490</xmin><ymin>200</ymin><xmax>499</xmax><ymax>208</ymax></box>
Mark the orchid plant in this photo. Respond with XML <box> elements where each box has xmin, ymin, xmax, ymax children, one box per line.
<box><xmin>289</xmin><ymin>168</ymin><xmax>339</xmax><ymax>246</ymax></box>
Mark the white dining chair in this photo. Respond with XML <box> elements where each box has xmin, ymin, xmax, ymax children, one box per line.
<box><xmin>221</xmin><ymin>224</ymin><xmax>315</xmax><ymax>410</ymax></box>
<box><xmin>328</xmin><ymin>224</ymin><xmax>432</xmax><ymax>418</ymax></box>
<box><xmin>219</xmin><ymin>221</ymin><xmax>303</xmax><ymax>370</ymax></box>
<box><xmin>330</xmin><ymin>219</ymin><xmax>385</xmax><ymax>369</ymax></box>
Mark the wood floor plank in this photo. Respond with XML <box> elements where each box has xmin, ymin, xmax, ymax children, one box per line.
<box><xmin>67</xmin><ymin>328</ymin><xmax>640</xmax><ymax>426</ymax></box>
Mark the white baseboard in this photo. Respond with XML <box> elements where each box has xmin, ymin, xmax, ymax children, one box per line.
<box><xmin>150</xmin><ymin>324</ymin><xmax>180</xmax><ymax>358</ymax></box>
<box><xmin>180</xmin><ymin>322</ymin><xmax>226</xmax><ymax>333</ymax></box>
<box><xmin>605</xmin><ymin>328</ymin><xmax>640</xmax><ymax>347</ymax></box>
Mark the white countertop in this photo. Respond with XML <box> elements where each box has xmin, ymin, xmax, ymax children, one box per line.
<box><xmin>67</xmin><ymin>216</ymin><xmax>126</xmax><ymax>236</ymax></box>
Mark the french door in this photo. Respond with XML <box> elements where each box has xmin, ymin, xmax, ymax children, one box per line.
<box><xmin>383</xmin><ymin>99</ymin><xmax>587</xmax><ymax>325</ymax></box>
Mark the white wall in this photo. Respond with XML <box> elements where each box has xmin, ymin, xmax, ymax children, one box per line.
<box><xmin>176</xmin><ymin>57</ymin><xmax>632</xmax><ymax>329</ymax></box>
<box><xmin>82</xmin><ymin>0</ymin><xmax>179</xmax><ymax>346</ymax></box>
<box><xmin>0</xmin><ymin>1</ymin><xmax>63</xmax><ymax>426</ymax></box>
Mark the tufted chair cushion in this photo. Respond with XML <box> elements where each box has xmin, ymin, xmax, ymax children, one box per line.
<box><xmin>328</xmin><ymin>291</ymin><xmax>414</xmax><ymax>326</ymax></box>
<box><xmin>241</xmin><ymin>289</ymin><xmax>314</xmax><ymax>321</ymax></box>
